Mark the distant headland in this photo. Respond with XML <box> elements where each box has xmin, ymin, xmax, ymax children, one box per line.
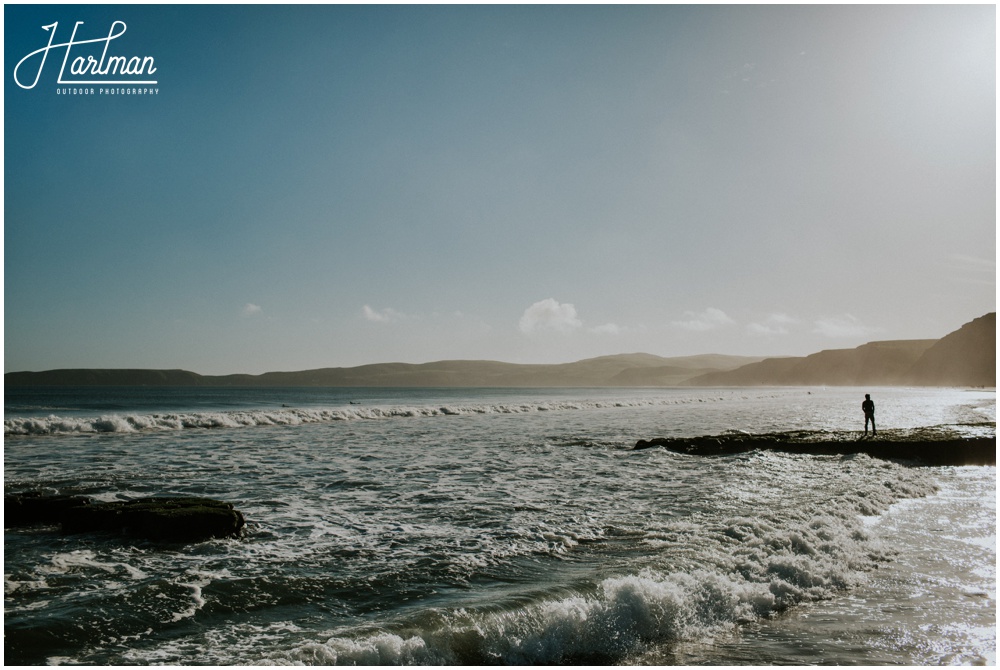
<box><xmin>5</xmin><ymin>313</ymin><xmax>994</xmax><ymax>389</ymax></box>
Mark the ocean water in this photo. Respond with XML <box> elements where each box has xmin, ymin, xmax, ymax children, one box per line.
<box><xmin>4</xmin><ymin>386</ymin><xmax>995</xmax><ymax>665</ymax></box>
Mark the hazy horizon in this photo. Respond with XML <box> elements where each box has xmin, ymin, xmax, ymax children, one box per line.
<box><xmin>5</xmin><ymin>5</ymin><xmax>995</xmax><ymax>375</ymax></box>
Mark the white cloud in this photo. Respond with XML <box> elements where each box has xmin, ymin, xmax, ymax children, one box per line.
<box><xmin>747</xmin><ymin>312</ymin><xmax>797</xmax><ymax>336</ymax></box>
<box><xmin>590</xmin><ymin>323</ymin><xmax>622</xmax><ymax>335</ymax></box>
<box><xmin>518</xmin><ymin>299</ymin><xmax>582</xmax><ymax>334</ymax></box>
<box><xmin>363</xmin><ymin>305</ymin><xmax>404</xmax><ymax>323</ymax></box>
<box><xmin>944</xmin><ymin>253</ymin><xmax>995</xmax><ymax>273</ymax></box>
<box><xmin>941</xmin><ymin>254</ymin><xmax>996</xmax><ymax>286</ymax></box>
<box><xmin>673</xmin><ymin>307</ymin><xmax>735</xmax><ymax>332</ymax></box>
<box><xmin>242</xmin><ymin>303</ymin><xmax>262</xmax><ymax>317</ymax></box>
<box><xmin>813</xmin><ymin>314</ymin><xmax>879</xmax><ymax>339</ymax></box>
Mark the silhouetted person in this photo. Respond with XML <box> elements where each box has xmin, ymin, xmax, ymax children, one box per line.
<box><xmin>862</xmin><ymin>393</ymin><xmax>876</xmax><ymax>437</ymax></box>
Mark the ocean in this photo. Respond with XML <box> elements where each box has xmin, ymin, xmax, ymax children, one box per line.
<box><xmin>4</xmin><ymin>386</ymin><xmax>995</xmax><ymax>665</ymax></box>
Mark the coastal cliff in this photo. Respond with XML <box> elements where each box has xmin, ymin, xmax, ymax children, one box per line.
<box><xmin>684</xmin><ymin>313</ymin><xmax>995</xmax><ymax>388</ymax></box>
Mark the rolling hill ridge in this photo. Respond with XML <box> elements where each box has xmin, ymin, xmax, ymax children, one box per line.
<box><xmin>5</xmin><ymin>313</ymin><xmax>994</xmax><ymax>388</ymax></box>
<box><xmin>3</xmin><ymin>353</ymin><xmax>762</xmax><ymax>388</ymax></box>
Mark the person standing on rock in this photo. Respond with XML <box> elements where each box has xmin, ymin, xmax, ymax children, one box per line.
<box><xmin>862</xmin><ymin>393</ymin><xmax>876</xmax><ymax>437</ymax></box>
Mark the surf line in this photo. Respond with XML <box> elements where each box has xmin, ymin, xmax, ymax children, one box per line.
<box><xmin>14</xmin><ymin>20</ymin><xmax>157</xmax><ymax>90</ymax></box>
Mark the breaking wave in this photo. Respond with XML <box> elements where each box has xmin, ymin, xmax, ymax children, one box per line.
<box><xmin>4</xmin><ymin>394</ymin><xmax>756</xmax><ymax>436</ymax></box>
<box><xmin>256</xmin><ymin>463</ymin><xmax>934</xmax><ymax>666</ymax></box>
<box><xmin>271</xmin><ymin>568</ymin><xmax>789</xmax><ymax>665</ymax></box>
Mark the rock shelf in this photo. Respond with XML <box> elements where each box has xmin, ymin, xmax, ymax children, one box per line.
<box><xmin>634</xmin><ymin>425</ymin><xmax>996</xmax><ymax>466</ymax></box>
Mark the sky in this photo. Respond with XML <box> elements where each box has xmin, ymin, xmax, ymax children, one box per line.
<box><xmin>4</xmin><ymin>4</ymin><xmax>996</xmax><ymax>375</ymax></box>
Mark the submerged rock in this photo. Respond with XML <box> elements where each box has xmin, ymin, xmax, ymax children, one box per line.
<box><xmin>634</xmin><ymin>426</ymin><xmax>996</xmax><ymax>466</ymax></box>
<box><xmin>5</xmin><ymin>492</ymin><xmax>91</xmax><ymax>527</ymax></box>
<box><xmin>4</xmin><ymin>493</ymin><xmax>245</xmax><ymax>542</ymax></box>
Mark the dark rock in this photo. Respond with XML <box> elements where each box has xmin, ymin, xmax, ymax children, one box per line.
<box><xmin>61</xmin><ymin>497</ymin><xmax>245</xmax><ymax>541</ymax></box>
<box><xmin>634</xmin><ymin>427</ymin><xmax>996</xmax><ymax>466</ymax></box>
<box><xmin>5</xmin><ymin>494</ymin><xmax>245</xmax><ymax>542</ymax></box>
<box><xmin>5</xmin><ymin>492</ymin><xmax>91</xmax><ymax>527</ymax></box>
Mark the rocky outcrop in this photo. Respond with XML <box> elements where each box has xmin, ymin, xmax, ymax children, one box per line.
<box><xmin>4</xmin><ymin>493</ymin><xmax>245</xmax><ymax>542</ymax></box>
<box><xmin>634</xmin><ymin>426</ymin><xmax>996</xmax><ymax>466</ymax></box>
<box><xmin>5</xmin><ymin>493</ymin><xmax>93</xmax><ymax>526</ymax></box>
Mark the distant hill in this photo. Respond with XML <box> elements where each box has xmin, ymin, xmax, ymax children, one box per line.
<box><xmin>3</xmin><ymin>353</ymin><xmax>763</xmax><ymax>388</ymax></box>
<box><xmin>2</xmin><ymin>368</ymin><xmax>206</xmax><ymax>387</ymax></box>
<box><xmin>6</xmin><ymin>314</ymin><xmax>993</xmax><ymax>388</ymax></box>
<box><xmin>901</xmin><ymin>313</ymin><xmax>996</xmax><ymax>387</ymax></box>
<box><xmin>685</xmin><ymin>312</ymin><xmax>995</xmax><ymax>387</ymax></box>
<box><xmin>684</xmin><ymin>340</ymin><xmax>937</xmax><ymax>386</ymax></box>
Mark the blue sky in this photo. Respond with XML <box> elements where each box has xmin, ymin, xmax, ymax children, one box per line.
<box><xmin>5</xmin><ymin>5</ymin><xmax>995</xmax><ymax>374</ymax></box>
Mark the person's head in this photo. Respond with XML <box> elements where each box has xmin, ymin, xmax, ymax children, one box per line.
<box><xmin>865</xmin><ymin>394</ymin><xmax>870</xmax><ymax>399</ymax></box>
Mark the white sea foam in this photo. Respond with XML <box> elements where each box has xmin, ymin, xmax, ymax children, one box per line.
<box><xmin>41</xmin><ymin>550</ymin><xmax>125</xmax><ymax>576</ymax></box>
<box><xmin>3</xmin><ymin>394</ymin><xmax>757</xmax><ymax>436</ymax></box>
<box><xmin>260</xmin><ymin>471</ymin><xmax>934</xmax><ymax>666</ymax></box>
<box><xmin>5</xmin><ymin>388</ymin><xmax>990</xmax><ymax>666</ymax></box>
<box><xmin>170</xmin><ymin>575</ymin><xmax>211</xmax><ymax>622</ymax></box>
<box><xmin>267</xmin><ymin>566</ymin><xmax>830</xmax><ymax>664</ymax></box>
